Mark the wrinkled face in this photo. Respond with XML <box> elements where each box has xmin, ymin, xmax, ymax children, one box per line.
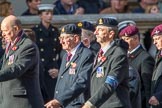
<box><xmin>28</xmin><ymin>0</ymin><xmax>41</xmax><ymax>10</ymax></box>
<box><xmin>40</xmin><ymin>10</ymin><xmax>53</xmax><ymax>23</ymax></box>
<box><xmin>61</xmin><ymin>0</ymin><xmax>75</xmax><ymax>6</ymax></box>
<box><xmin>81</xmin><ymin>30</ymin><xmax>93</xmax><ymax>47</ymax></box>
<box><xmin>94</xmin><ymin>25</ymin><xmax>110</xmax><ymax>44</ymax></box>
<box><xmin>59</xmin><ymin>34</ymin><xmax>76</xmax><ymax>52</ymax></box>
<box><xmin>1</xmin><ymin>23</ymin><xmax>17</xmax><ymax>43</ymax></box>
<box><xmin>121</xmin><ymin>35</ymin><xmax>137</xmax><ymax>51</ymax></box>
<box><xmin>153</xmin><ymin>35</ymin><xmax>162</xmax><ymax>50</ymax></box>
<box><xmin>81</xmin><ymin>36</ymin><xmax>90</xmax><ymax>47</ymax></box>
<box><xmin>150</xmin><ymin>5</ymin><xmax>160</xmax><ymax>13</ymax></box>
<box><xmin>111</xmin><ymin>0</ymin><xmax>128</xmax><ymax>11</ymax></box>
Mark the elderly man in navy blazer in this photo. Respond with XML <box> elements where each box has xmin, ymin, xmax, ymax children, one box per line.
<box><xmin>0</xmin><ymin>15</ymin><xmax>44</xmax><ymax>108</ymax></box>
<box><xmin>45</xmin><ymin>24</ymin><xmax>94</xmax><ymax>108</ymax></box>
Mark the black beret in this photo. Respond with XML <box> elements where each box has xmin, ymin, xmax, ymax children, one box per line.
<box><xmin>61</xmin><ymin>24</ymin><xmax>81</xmax><ymax>35</ymax></box>
<box><xmin>96</xmin><ymin>17</ymin><xmax>118</xmax><ymax>27</ymax></box>
<box><xmin>76</xmin><ymin>21</ymin><xmax>95</xmax><ymax>32</ymax></box>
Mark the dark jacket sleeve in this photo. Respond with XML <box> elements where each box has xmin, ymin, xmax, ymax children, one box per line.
<box><xmin>154</xmin><ymin>76</ymin><xmax>162</xmax><ymax>103</ymax></box>
<box><xmin>141</xmin><ymin>56</ymin><xmax>154</xmax><ymax>101</ymax></box>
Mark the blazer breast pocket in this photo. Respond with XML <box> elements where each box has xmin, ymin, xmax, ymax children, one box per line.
<box><xmin>11</xmin><ymin>89</ymin><xmax>27</xmax><ymax>97</ymax></box>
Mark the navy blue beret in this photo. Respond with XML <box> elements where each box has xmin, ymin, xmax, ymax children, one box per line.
<box><xmin>61</xmin><ymin>24</ymin><xmax>81</xmax><ymax>35</ymax></box>
<box><xmin>96</xmin><ymin>17</ymin><xmax>118</xmax><ymax>27</ymax></box>
<box><xmin>77</xmin><ymin>21</ymin><xmax>95</xmax><ymax>32</ymax></box>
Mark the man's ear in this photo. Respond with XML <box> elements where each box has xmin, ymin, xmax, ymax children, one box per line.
<box><xmin>73</xmin><ymin>34</ymin><xmax>80</xmax><ymax>41</ymax></box>
<box><xmin>109</xmin><ymin>30</ymin><xmax>115</xmax><ymax>39</ymax></box>
<box><xmin>13</xmin><ymin>26</ymin><xmax>19</xmax><ymax>31</ymax></box>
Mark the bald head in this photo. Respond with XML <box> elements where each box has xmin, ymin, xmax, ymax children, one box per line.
<box><xmin>1</xmin><ymin>15</ymin><xmax>22</xmax><ymax>29</ymax></box>
<box><xmin>1</xmin><ymin>15</ymin><xmax>22</xmax><ymax>43</ymax></box>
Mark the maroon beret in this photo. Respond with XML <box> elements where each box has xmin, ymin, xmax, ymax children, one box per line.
<box><xmin>151</xmin><ymin>24</ymin><xmax>162</xmax><ymax>37</ymax></box>
<box><xmin>119</xmin><ymin>25</ymin><xmax>139</xmax><ymax>37</ymax></box>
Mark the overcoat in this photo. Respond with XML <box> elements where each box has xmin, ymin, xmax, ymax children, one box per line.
<box><xmin>0</xmin><ymin>33</ymin><xmax>44</xmax><ymax>108</ymax></box>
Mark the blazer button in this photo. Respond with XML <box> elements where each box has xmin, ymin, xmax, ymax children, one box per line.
<box><xmin>54</xmin><ymin>38</ymin><xmax>57</xmax><ymax>42</ymax></box>
<box><xmin>40</xmin><ymin>48</ymin><xmax>44</xmax><ymax>52</ymax></box>
<box><xmin>61</xmin><ymin>76</ymin><xmax>63</xmax><ymax>78</ymax></box>
<box><xmin>55</xmin><ymin>91</ymin><xmax>58</xmax><ymax>94</ymax></box>
<box><xmin>53</xmin><ymin>58</ymin><xmax>56</xmax><ymax>61</ymax></box>
<box><xmin>41</xmin><ymin>58</ymin><xmax>45</xmax><ymax>62</ymax></box>
<box><xmin>40</xmin><ymin>38</ymin><xmax>43</xmax><ymax>42</ymax></box>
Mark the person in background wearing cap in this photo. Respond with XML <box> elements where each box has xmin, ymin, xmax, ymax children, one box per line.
<box><xmin>21</xmin><ymin>0</ymin><xmax>41</xmax><ymax>16</ymax></box>
<box><xmin>32</xmin><ymin>4</ymin><xmax>62</xmax><ymax>102</ymax></box>
<box><xmin>119</xmin><ymin>25</ymin><xmax>155</xmax><ymax>108</ymax></box>
<box><xmin>118</xmin><ymin>20</ymin><xmax>147</xmax><ymax>51</ymax></box>
<box><xmin>77</xmin><ymin>21</ymin><xmax>100</xmax><ymax>55</ymax></box>
<box><xmin>82</xmin><ymin>17</ymin><xmax>131</xmax><ymax>108</ymax></box>
<box><xmin>0</xmin><ymin>15</ymin><xmax>44</xmax><ymax>108</ymax></box>
<box><xmin>44</xmin><ymin>24</ymin><xmax>94</xmax><ymax>108</ymax></box>
<box><xmin>148</xmin><ymin>24</ymin><xmax>162</xmax><ymax>108</ymax></box>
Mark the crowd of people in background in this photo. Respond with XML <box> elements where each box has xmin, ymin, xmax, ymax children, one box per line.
<box><xmin>0</xmin><ymin>0</ymin><xmax>162</xmax><ymax>108</ymax></box>
<box><xmin>0</xmin><ymin>0</ymin><xmax>162</xmax><ymax>17</ymax></box>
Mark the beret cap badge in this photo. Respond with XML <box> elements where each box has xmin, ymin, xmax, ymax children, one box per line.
<box><xmin>61</xmin><ymin>27</ymin><xmax>65</xmax><ymax>32</ymax></box>
<box><xmin>99</xmin><ymin>18</ymin><xmax>103</xmax><ymax>24</ymax></box>
<box><xmin>124</xmin><ymin>33</ymin><xmax>128</xmax><ymax>36</ymax></box>
<box><xmin>77</xmin><ymin>22</ymin><xmax>83</xmax><ymax>27</ymax></box>
<box><xmin>155</xmin><ymin>30</ymin><xmax>160</xmax><ymax>34</ymax></box>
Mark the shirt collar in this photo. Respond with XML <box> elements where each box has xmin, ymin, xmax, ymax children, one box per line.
<box><xmin>101</xmin><ymin>41</ymin><xmax>114</xmax><ymax>55</ymax></box>
<box><xmin>128</xmin><ymin>44</ymin><xmax>141</xmax><ymax>54</ymax></box>
<box><xmin>68</xmin><ymin>42</ymin><xmax>81</xmax><ymax>60</ymax></box>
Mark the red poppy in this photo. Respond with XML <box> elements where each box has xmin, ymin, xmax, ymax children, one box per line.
<box><xmin>12</xmin><ymin>46</ymin><xmax>17</xmax><ymax>51</ymax></box>
<box><xmin>71</xmin><ymin>62</ymin><xmax>77</xmax><ymax>68</ymax></box>
<box><xmin>101</xmin><ymin>56</ymin><xmax>106</xmax><ymax>62</ymax></box>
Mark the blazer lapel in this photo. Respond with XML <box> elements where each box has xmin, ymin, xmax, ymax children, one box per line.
<box><xmin>4</xmin><ymin>34</ymin><xmax>26</xmax><ymax>62</ymax></box>
<box><xmin>128</xmin><ymin>46</ymin><xmax>143</xmax><ymax>61</ymax></box>
<box><xmin>92</xmin><ymin>45</ymin><xmax>116</xmax><ymax>75</ymax></box>
<box><xmin>60</xmin><ymin>44</ymin><xmax>84</xmax><ymax>75</ymax></box>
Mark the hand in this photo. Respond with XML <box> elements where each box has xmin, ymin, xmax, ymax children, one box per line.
<box><xmin>74</xmin><ymin>7</ymin><xmax>84</xmax><ymax>15</ymax></box>
<box><xmin>48</xmin><ymin>68</ymin><xmax>59</xmax><ymax>79</ymax></box>
<box><xmin>44</xmin><ymin>99</ymin><xmax>61</xmax><ymax>108</ymax></box>
<box><xmin>81</xmin><ymin>104</ymin><xmax>90</xmax><ymax>108</ymax></box>
<box><xmin>149</xmin><ymin>96</ymin><xmax>160</xmax><ymax>106</ymax></box>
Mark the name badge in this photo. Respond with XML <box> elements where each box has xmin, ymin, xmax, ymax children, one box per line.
<box><xmin>69</xmin><ymin>68</ymin><xmax>76</xmax><ymax>75</ymax></box>
<box><xmin>8</xmin><ymin>54</ymin><xmax>14</xmax><ymax>65</ymax></box>
<box><xmin>96</xmin><ymin>66</ymin><xmax>104</xmax><ymax>78</ymax></box>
